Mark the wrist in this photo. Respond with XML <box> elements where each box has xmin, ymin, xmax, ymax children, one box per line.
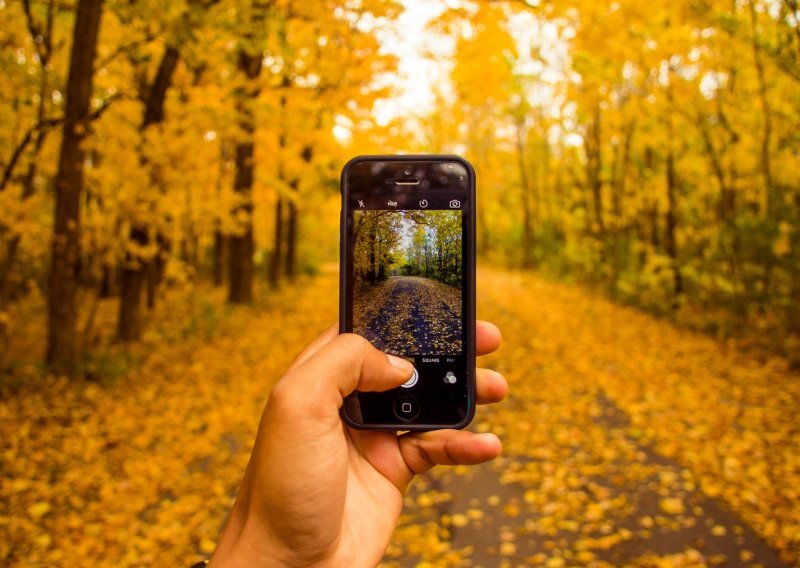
<box><xmin>209</xmin><ymin>502</ymin><xmax>339</xmax><ymax>568</ymax></box>
<box><xmin>209</xmin><ymin>503</ymin><xmax>282</xmax><ymax>567</ymax></box>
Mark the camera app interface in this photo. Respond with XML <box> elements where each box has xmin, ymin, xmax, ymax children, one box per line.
<box><xmin>343</xmin><ymin>159</ymin><xmax>471</xmax><ymax>426</ymax></box>
<box><xmin>352</xmin><ymin>209</ymin><xmax>463</xmax><ymax>358</ymax></box>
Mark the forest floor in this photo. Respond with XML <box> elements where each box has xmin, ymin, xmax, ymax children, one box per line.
<box><xmin>354</xmin><ymin>275</ymin><xmax>462</xmax><ymax>355</ymax></box>
<box><xmin>1</xmin><ymin>267</ymin><xmax>798</xmax><ymax>567</ymax></box>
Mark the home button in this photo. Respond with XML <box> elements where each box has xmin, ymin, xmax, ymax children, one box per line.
<box><xmin>393</xmin><ymin>395</ymin><xmax>421</xmax><ymax>421</ymax></box>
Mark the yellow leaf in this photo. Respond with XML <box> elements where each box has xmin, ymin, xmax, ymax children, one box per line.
<box><xmin>659</xmin><ymin>498</ymin><xmax>685</xmax><ymax>515</ymax></box>
<box><xmin>500</xmin><ymin>541</ymin><xmax>517</xmax><ymax>556</ymax></box>
<box><xmin>28</xmin><ymin>502</ymin><xmax>51</xmax><ymax>518</ymax></box>
<box><xmin>503</xmin><ymin>501</ymin><xmax>520</xmax><ymax>518</ymax></box>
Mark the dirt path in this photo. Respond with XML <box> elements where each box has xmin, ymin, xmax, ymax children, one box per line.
<box><xmin>3</xmin><ymin>268</ymin><xmax>797</xmax><ymax>567</ymax></box>
<box><xmin>384</xmin><ymin>269</ymin><xmax>798</xmax><ymax>567</ymax></box>
<box><xmin>356</xmin><ymin>276</ymin><xmax>461</xmax><ymax>355</ymax></box>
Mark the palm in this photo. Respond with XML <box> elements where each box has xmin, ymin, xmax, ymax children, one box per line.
<box><xmin>332</xmin><ymin>429</ymin><xmax>410</xmax><ymax>566</ymax></box>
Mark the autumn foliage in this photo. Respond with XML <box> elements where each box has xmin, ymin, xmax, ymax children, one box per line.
<box><xmin>1</xmin><ymin>0</ymin><xmax>799</xmax><ymax>565</ymax></box>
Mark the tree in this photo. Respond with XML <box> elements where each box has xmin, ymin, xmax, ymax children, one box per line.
<box><xmin>117</xmin><ymin>0</ymin><xmax>222</xmax><ymax>339</ymax></box>
<box><xmin>118</xmin><ymin>45</ymin><xmax>181</xmax><ymax>340</ymax></box>
<box><xmin>228</xmin><ymin>0</ymin><xmax>268</xmax><ymax>304</ymax></box>
<box><xmin>46</xmin><ymin>0</ymin><xmax>104</xmax><ymax>373</ymax></box>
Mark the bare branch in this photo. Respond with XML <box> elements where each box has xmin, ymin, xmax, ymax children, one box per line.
<box><xmin>0</xmin><ymin>94</ymin><xmax>123</xmax><ymax>193</ymax></box>
<box><xmin>21</xmin><ymin>0</ymin><xmax>44</xmax><ymax>57</ymax></box>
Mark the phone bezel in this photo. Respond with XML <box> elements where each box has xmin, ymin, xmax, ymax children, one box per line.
<box><xmin>339</xmin><ymin>154</ymin><xmax>477</xmax><ymax>431</ymax></box>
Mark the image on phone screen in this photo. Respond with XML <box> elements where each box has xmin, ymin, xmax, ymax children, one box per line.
<box><xmin>352</xmin><ymin>209</ymin><xmax>462</xmax><ymax>357</ymax></box>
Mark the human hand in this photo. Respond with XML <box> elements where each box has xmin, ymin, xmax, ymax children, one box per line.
<box><xmin>209</xmin><ymin>321</ymin><xmax>508</xmax><ymax>567</ymax></box>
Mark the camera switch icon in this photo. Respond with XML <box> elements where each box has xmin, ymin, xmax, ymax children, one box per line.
<box><xmin>449</xmin><ymin>200</ymin><xmax>461</xmax><ymax>209</ymax></box>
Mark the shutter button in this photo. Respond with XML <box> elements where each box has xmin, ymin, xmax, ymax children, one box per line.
<box><xmin>401</xmin><ymin>368</ymin><xmax>419</xmax><ymax>388</ymax></box>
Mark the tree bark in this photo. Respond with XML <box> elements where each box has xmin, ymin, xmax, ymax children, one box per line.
<box><xmin>227</xmin><ymin>42</ymin><xmax>262</xmax><ymax>303</ymax></box>
<box><xmin>46</xmin><ymin>0</ymin><xmax>103</xmax><ymax>373</ymax></box>
<box><xmin>99</xmin><ymin>264</ymin><xmax>115</xmax><ymax>298</ymax></box>
<box><xmin>514</xmin><ymin>116</ymin><xmax>534</xmax><ymax>268</ymax></box>
<box><xmin>586</xmin><ymin>104</ymin><xmax>605</xmax><ymax>235</ymax></box>
<box><xmin>1</xmin><ymin>238</ymin><xmax>20</xmax><ymax>308</ymax></box>
<box><xmin>285</xmin><ymin>197</ymin><xmax>297</xmax><ymax>280</ymax></box>
<box><xmin>228</xmin><ymin>137</ymin><xmax>256</xmax><ymax>303</ymax></box>
<box><xmin>283</xmin><ymin>144</ymin><xmax>313</xmax><ymax>281</ymax></box>
<box><xmin>749</xmin><ymin>0</ymin><xmax>777</xmax><ymax>216</ymax></box>
<box><xmin>117</xmin><ymin>227</ymin><xmax>146</xmax><ymax>340</ymax></box>
<box><xmin>213</xmin><ymin>230</ymin><xmax>228</xmax><ymax>287</ymax></box>
<box><xmin>269</xmin><ymin>197</ymin><xmax>284</xmax><ymax>288</ymax></box>
<box><xmin>117</xmin><ymin>45</ymin><xmax>180</xmax><ymax>339</ymax></box>
<box><xmin>665</xmin><ymin>149</ymin><xmax>683</xmax><ymax>304</ymax></box>
<box><xmin>146</xmin><ymin>234</ymin><xmax>167</xmax><ymax>309</ymax></box>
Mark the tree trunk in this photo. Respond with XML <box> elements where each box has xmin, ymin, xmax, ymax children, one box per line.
<box><xmin>117</xmin><ymin>227</ymin><xmax>146</xmax><ymax>340</ymax></box>
<box><xmin>285</xmin><ymin>191</ymin><xmax>297</xmax><ymax>280</ymax></box>
<box><xmin>146</xmin><ymin>254</ymin><xmax>158</xmax><ymax>310</ymax></box>
<box><xmin>586</xmin><ymin>104</ymin><xmax>605</xmax><ymax>235</ymax></box>
<box><xmin>117</xmin><ymin>225</ymin><xmax>148</xmax><ymax>336</ymax></box>
<box><xmin>749</xmin><ymin>0</ymin><xmax>776</xmax><ymax>216</ymax></box>
<box><xmin>665</xmin><ymin>149</ymin><xmax>683</xmax><ymax>304</ymax></box>
<box><xmin>367</xmin><ymin>222</ymin><xmax>377</xmax><ymax>285</ymax></box>
<box><xmin>146</xmin><ymin>236</ymin><xmax>167</xmax><ymax>310</ymax></box>
<box><xmin>515</xmin><ymin>116</ymin><xmax>534</xmax><ymax>268</ymax></box>
<box><xmin>213</xmin><ymin>230</ymin><xmax>227</xmax><ymax>287</ymax></box>
<box><xmin>229</xmin><ymin>138</ymin><xmax>256</xmax><ymax>303</ymax></box>
<box><xmin>117</xmin><ymin>45</ymin><xmax>180</xmax><ymax>339</ymax></box>
<box><xmin>228</xmin><ymin>46</ymin><xmax>261</xmax><ymax>303</ymax></box>
<box><xmin>143</xmin><ymin>46</ymin><xmax>180</xmax><ymax>129</ymax></box>
<box><xmin>269</xmin><ymin>197</ymin><xmax>284</xmax><ymax>288</ymax></box>
<box><xmin>1</xmin><ymin>237</ymin><xmax>20</xmax><ymax>307</ymax></box>
<box><xmin>46</xmin><ymin>0</ymin><xmax>103</xmax><ymax>373</ymax></box>
<box><xmin>99</xmin><ymin>264</ymin><xmax>114</xmax><ymax>298</ymax></box>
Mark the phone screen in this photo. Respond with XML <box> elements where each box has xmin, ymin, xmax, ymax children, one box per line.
<box><xmin>340</xmin><ymin>156</ymin><xmax>475</xmax><ymax>429</ymax></box>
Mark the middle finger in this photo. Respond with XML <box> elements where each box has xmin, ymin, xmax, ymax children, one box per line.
<box><xmin>476</xmin><ymin>368</ymin><xmax>508</xmax><ymax>405</ymax></box>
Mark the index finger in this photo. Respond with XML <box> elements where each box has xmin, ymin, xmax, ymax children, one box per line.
<box><xmin>284</xmin><ymin>323</ymin><xmax>338</xmax><ymax>374</ymax></box>
<box><xmin>476</xmin><ymin>320</ymin><xmax>502</xmax><ymax>356</ymax></box>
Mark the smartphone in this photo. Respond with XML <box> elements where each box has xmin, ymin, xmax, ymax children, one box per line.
<box><xmin>339</xmin><ymin>155</ymin><xmax>476</xmax><ymax>430</ymax></box>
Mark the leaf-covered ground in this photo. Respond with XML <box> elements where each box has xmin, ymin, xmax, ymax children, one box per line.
<box><xmin>1</xmin><ymin>268</ymin><xmax>798</xmax><ymax>566</ymax></box>
<box><xmin>354</xmin><ymin>276</ymin><xmax>462</xmax><ymax>355</ymax></box>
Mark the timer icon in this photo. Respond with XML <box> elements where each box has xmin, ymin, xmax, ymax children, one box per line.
<box><xmin>419</xmin><ymin>199</ymin><xmax>428</xmax><ymax>208</ymax></box>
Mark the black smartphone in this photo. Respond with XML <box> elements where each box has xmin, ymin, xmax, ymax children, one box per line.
<box><xmin>339</xmin><ymin>155</ymin><xmax>476</xmax><ymax>430</ymax></box>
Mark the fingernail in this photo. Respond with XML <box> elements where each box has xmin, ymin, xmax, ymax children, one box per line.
<box><xmin>387</xmin><ymin>354</ymin><xmax>413</xmax><ymax>372</ymax></box>
<box><xmin>478</xmin><ymin>433</ymin><xmax>502</xmax><ymax>453</ymax></box>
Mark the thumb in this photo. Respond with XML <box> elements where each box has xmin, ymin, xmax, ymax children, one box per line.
<box><xmin>278</xmin><ymin>333</ymin><xmax>415</xmax><ymax>414</ymax></box>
